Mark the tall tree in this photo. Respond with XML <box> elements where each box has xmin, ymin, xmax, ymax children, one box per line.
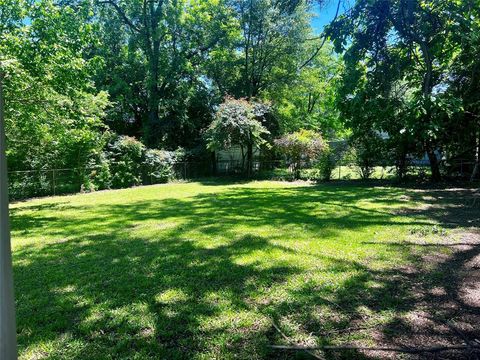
<box><xmin>1</xmin><ymin>0</ymin><xmax>109</xmax><ymax>172</ymax></box>
<box><xmin>97</xmin><ymin>0</ymin><xmax>235</xmax><ymax>146</ymax></box>
<box><xmin>442</xmin><ymin>0</ymin><xmax>480</xmax><ymax>180</ymax></box>
<box><xmin>207</xmin><ymin>0</ymin><xmax>310</xmax><ymax>100</ymax></box>
<box><xmin>327</xmin><ymin>0</ymin><xmax>476</xmax><ymax>181</ymax></box>
<box><xmin>270</xmin><ymin>43</ymin><xmax>343</xmax><ymax>136</ymax></box>
<box><xmin>205</xmin><ymin>97</ymin><xmax>270</xmax><ymax>175</ymax></box>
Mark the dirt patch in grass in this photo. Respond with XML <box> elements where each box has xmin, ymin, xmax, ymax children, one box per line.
<box><xmin>274</xmin><ymin>186</ymin><xmax>480</xmax><ymax>360</ymax></box>
<box><xmin>364</xmin><ymin>229</ymin><xmax>480</xmax><ymax>359</ymax></box>
<box><xmin>278</xmin><ymin>229</ymin><xmax>480</xmax><ymax>360</ymax></box>
<box><xmin>398</xmin><ymin>187</ymin><xmax>480</xmax><ymax>228</ymax></box>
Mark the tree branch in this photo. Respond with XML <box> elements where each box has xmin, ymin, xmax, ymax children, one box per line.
<box><xmin>97</xmin><ymin>0</ymin><xmax>141</xmax><ymax>33</ymax></box>
<box><xmin>299</xmin><ymin>0</ymin><xmax>342</xmax><ymax>70</ymax></box>
<box><xmin>269</xmin><ymin>344</ymin><xmax>479</xmax><ymax>354</ymax></box>
<box><xmin>271</xmin><ymin>322</ymin><xmax>325</xmax><ymax>360</ymax></box>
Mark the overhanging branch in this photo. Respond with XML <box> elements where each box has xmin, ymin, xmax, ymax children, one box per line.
<box><xmin>97</xmin><ymin>0</ymin><xmax>142</xmax><ymax>33</ymax></box>
<box><xmin>299</xmin><ymin>0</ymin><xmax>342</xmax><ymax>70</ymax></box>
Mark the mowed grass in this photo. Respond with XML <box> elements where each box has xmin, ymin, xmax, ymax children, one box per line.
<box><xmin>10</xmin><ymin>181</ymin><xmax>473</xmax><ymax>359</ymax></box>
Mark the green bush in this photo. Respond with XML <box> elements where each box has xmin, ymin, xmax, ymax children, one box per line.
<box><xmin>143</xmin><ymin>149</ymin><xmax>176</xmax><ymax>184</ymax></box>
<box><xmin>86</xmin><ymin>153</ymin><xmax>112</xmax><ymax>191</ymax></box>
<box><xmin>310</xmin><ymin>141</ymin><xmax>348</xmax><ymax>181</ymax></box>
<box><xmin>105</xmin><ymin>135</ymin><xmax>146</xmax><ymax>188</ymax></box>
<box><xmin>315</xmin><ymin>145</ymin><xmax>335</xmax><ymax>181</ymax></box>
<box><xmin>255</xmin><ymin>166</ymin><xmax>294</xmax><ymax>181</ymax></box>
<box><xmin>274</xmin><ymin>129</ymin><xmax>325</xmax><ymax>179</ymax></box>
<box><xmin>299</xmin><ymin>168</ymin><xmax>321</xmax><ymax>181</ymax></box>
<box><xmin>9</xmin><ymin>171</ymin><xmax>53</xmax><ymax>200</ymax></box>
<box><xmin>83</xmin><ymin>135</ymin><xmax>184</xmax><ymax>191</ymax></box>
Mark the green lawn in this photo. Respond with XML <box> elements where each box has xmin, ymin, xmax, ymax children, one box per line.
<box><xmin>10</xmin><ymin>181</ymin><xmax>479</xmax><ymax>359</ymax></box>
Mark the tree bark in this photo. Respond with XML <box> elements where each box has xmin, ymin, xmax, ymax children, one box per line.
<box><xmin>146</xmin><ymin>50</ymin><xmax>160</xmax><ymax>145</ymax></box>
<box><xmin>0</xmin><ymin>71</ymin><xmax>18</xmax><ymax>359</ymax></box>
<box><xmin>397</xmin><ymin>149</ymin><xmax>407</xmax><ymax>180</ymax></box>
<box><xmin>144</xmin><ymin>1</ymin><xmax>162</xmax><ymax>146</ymax></box>
<box><xmin>418</xmin><ymin>41</ymin><xmax>441</xmax><ymax>182</ymax></box>
<box><xmin>426</xmin><ymin>145</ymin><xmax>441</xmax><ymax>182</ymax></box>
<box><xmin>102</xmin><ymin>0</ymin><xmax>163</xmax><ymax>147</ymax></box>
<box><xmin>471</xmin><ymin>127</ymin><xmax>480</xmax><ymax>182</ymax></box>
<box><xmin>211</xmin><ymin>151</ymin><xmax>217</xmax><ymax>176</ymax></box>
<box><xmin>395</xmin><ymin>140</ymin><xmax>409</xmax><ymax>181</ymax></box>
<box><xmin>242</xmin><ymin>0</ymin><xmax>252</xmax><ymax>99</ymax></box>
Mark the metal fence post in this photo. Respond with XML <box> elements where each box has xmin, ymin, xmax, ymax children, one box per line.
<box><xmin>0</xmin><ymin>69</ymin><xmax>18</xmax><ymax>360</ymax></box>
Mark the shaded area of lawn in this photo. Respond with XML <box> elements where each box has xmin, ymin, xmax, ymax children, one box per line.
<box><xmin>10</xmin><ymin>182</ymin><xmax>480</xmax><ymax>359</ymax></box>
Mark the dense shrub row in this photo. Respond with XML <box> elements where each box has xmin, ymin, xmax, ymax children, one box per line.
<box><xmin>8</xmin><ymin>129</ymin><xmax>439</xmax><ymax>201</ymax></box>
<box><xmin>7</xmin><ymin>135</ymin><xmax>186</xmax><ymax>200</ymax></box>
<box><xmin>84</xmin><ymin>135</ymin><xmax>185</xmax><ymax>191</ymax></box>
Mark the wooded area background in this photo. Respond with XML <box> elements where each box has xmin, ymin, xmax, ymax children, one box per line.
<box><xmin>1</xmin><ymin>0</ymin><xmax>479</xmax><ymax>193</ymax></box>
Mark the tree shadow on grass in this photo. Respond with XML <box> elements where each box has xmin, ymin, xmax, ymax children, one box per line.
<box><xmin>265</xmin><ymin>238</ymin><xmax>480</xmax><ymax>359</ymax></box>
<box><xmin>11</xmin><ymin>183</ymin><xmax>480</xmax><ymax>359</ymax></box>
<box><xmin>15</xmin><ymin>231</ymin><xmax>302</xmax><ymax>359</ymax></box>
<box><xmin>396</xmin><ymin>187</ymin><xmax>480</xmax><ymax>228</ymax></box>
<box><xmin>263</xmin><ymin>187</ymin><xmax>480</xmax><ymax>360</ymax></box>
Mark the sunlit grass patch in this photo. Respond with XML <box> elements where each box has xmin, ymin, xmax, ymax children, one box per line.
<box><xmin>11</xmin><ymin>181</ymin><xmax>476</xmax><ymax>359</ymax></box>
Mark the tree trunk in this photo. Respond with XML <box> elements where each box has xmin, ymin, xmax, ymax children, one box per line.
<box><xmin>146</xmin><ymin>84</ymin><xmax>160</xmax><ymax>144</ymax></box>
<box><xmin>426</xmin><ymin>146</ymin><xmax>441</xmax><ymax>182</ymax></box>
<box><xmin>0</xmin><ymin>71</ymin><xmax>18</xmax><ymax>359</ymax></box>
<box><xmin>471</xmin><ymin>128</ymin><xmax>480</xmax><ymax>182</ymax></box>
<box><xmin>145</xmin><ymin>39</ymin><xmax>161</xmax><ymax>146</ymax></box>
<box><xmin>102</xmin><ymin>0</ymin><xmax>163</xmax><ymax>146</ymax></box>
<box><xmin>397</xmin><ymin>144</ymin><xmax>408</xmax><ymax>181</ymax></box>
<box><xmin>418</xmin><ymin>41</ymin><xmax>441</xmax><ymax>182</ymax></box>
<box><xmin>398</xmin><ymin>154</ymin><xmax>406</xmax><ymax>180</ymax></box>
<box><xmin>295</xmin><ymin>165</ymin><xmax>300</xmax><ymax>180</ymax></box>
<box><xmin>246</xmin><ymin>143</ymin><xmax>253</xmax><ymax>177</ymax></box>
<box><xmin>211</xmin><ymin>151</ymin><xmax>217</xmax><ymax>176</ymax></box>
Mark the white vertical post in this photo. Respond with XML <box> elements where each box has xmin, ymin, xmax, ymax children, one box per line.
<box><xmin>0</xmin><ymin>70</ymin><xmax>18</xmax><ymax>359</ymax></box>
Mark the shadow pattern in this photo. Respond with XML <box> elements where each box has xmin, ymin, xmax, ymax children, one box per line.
<box><xmin>10</xmin><ymin>183</ymin><xmax>480</xmax><ymax>359</ymax></box>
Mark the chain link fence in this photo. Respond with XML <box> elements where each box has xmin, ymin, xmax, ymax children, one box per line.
<box><xmin>7</xmin><ymin>159</ymin><xmax>475</xmax><ymax>201</ymax></box>
<box><xmin>8</xmin><ymin>168</ymin><xmax>84</xmax><ymax>200</ymax></box>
